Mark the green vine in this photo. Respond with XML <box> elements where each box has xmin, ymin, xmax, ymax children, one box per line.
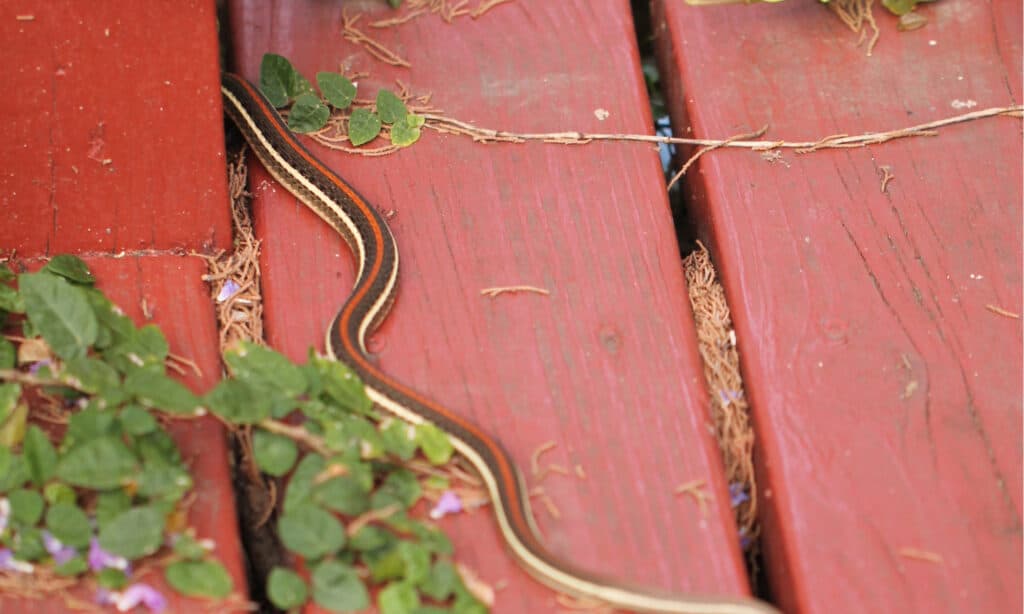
<box><xmin>0</xmin><ymin>255</ymin><xmax>487</xmax><ymax>613</ymax></box>
<box><xmin>260</xmin><ymin>53</ymin><xmax>425</xmax><ymax>147</ymax></box>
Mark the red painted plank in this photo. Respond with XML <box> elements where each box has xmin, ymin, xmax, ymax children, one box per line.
<box><xmin>0</xmin><ymin>255</ymin><xmax>247</xmax><ymax>612</ymax></box>
<box><xmin>0</xmin><ymin>1</ymin><xmax>231</xmax><ymax>257</ymax></box>
<box><xmin>653</xmin><ymin>2</ymin><xmax>1022</xmax><ymax>613</ymax></box>
<box><xmin>228</xmin><ymin>0</ymin><xmax>755</xmax><ymax>610</ymax></box>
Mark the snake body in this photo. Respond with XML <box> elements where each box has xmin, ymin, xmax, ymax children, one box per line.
<box><xmin>221</xmin><ymin>72</ymin><xmax>779</xmax><ymax>614</ymax></box>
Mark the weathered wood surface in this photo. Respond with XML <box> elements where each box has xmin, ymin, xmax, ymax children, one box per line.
<box><xmin>228</xmin><ymin>0</ymin><xmax>754</xmax><ymax>610</ymax></box>
<box><xmin>0</xmin><ymin>2</ymin><xmax>246</xmax><ymax>611</ymax></box>
<box><xmin>0</xmin><ymin>1</ymin><xmax>231</xmax><ymax>257</ymax></box>
<box><xmin>653</xmin><ymin>1</ymin><xmax>1022</xmax><ymax>612</ymax></box>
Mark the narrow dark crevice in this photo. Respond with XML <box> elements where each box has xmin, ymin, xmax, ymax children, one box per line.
<box><xmin>216</xmin><ymin>3</ymin><xmax>288</xmax><ymax>612</ymax></box>
<box><xmin>630</xmin><ymin>0</ymin><xmax>699</xmax><ymax>253</ymax></box>
<box><xmin>630</xmin><ymin>0</ymin><xmax>773</xmax><ymax>602</ymax></box>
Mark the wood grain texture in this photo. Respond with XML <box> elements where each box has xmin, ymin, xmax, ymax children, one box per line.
<box><xmin>0</xmin><ymin>256</ymin><xmax>247</xmax><ymax>612</ymax></box>
<box><xmin>653</xmin><ymin>1</ymin><xmax>1022</xmax><ymax>613</ymax></box>
<box><xmin>227</xmin><ymin>0</ymin><xmax>754</xmax><ymax>610</ymax></box>
<box><xmin>0</xmin><ymin>0</ymin><xmax>231</xmax><ymax>257</ymax></box>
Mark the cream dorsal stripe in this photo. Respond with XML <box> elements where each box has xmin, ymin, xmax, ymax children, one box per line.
<box><xmin>220</xmin><ymin>72</ymin><xmax>780</xmax><ymax>614</ymax></box>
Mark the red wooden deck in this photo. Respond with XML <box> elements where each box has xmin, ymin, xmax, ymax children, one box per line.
<box><xmin>653</xmin><ymin>1</ymin><xmax>1022</xmax><ymax>613</ymax></box>
<box><xmin>2</xmin><ymin>0</ymin><xmax>1021</xmax><ymax>613</ymax></box>
<box><xmin>0</xmin><ymin>1</ymin><xmax>245</xmax><ymax>612</ymax></box>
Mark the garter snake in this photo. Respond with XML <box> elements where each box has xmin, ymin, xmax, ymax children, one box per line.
<box><xmin>221</xmin><ymin>72</ymin><xmax>780</xmax><ymax>614</ymax></box>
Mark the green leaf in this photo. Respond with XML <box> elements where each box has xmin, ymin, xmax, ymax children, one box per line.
<box><xmin>8</xmin><ymin>488</ymin><xmax>44</xmax><ymax>525</ymax></box>
<box><xmin>396</xmin><ymin>541</ymin><xmax>431</xmax><ymax>584</ymax></box>
<box><xmin>42</xmin><ymin>255</ymin><xmax>95</xmax><ymax>285</ymax></box>
<box><xmin>388</xmin><ymin>0</ymin><xmax>403</xmax><ymax>8</ymax></box>
<box><xmin>253</xmin><ymin>429</ymin><xmax>299</xmax><ymax>477</ymax></box>
<box><xmin>373</xmin><ymin>468</ymin><xmax>421</xmax><ymax>510</ymax></box>
<box><xmin>84</xmin><ymin>289</ymin><xmax>133</xmax><ymax>351</ymax></box>
<box><xmin>226</xmin><ymin>341</ymin><xmax>307</xmax><ymax>399</ymax></box>
<box><xmin>421</xmin><ymin>560</ymin><xmax>458</xmax><ymax>601</ymax></box>
<box><xmin>389</xmin><ymin>114</ymin><xmax>423</xmax><ymax>148</ymax></box>
<box><xmin>13</xmin><ymin>526</ymin><xmax>46</xmax><ymax>561</ymax></box>
<box><xmin>348</xmin><ymin>108</ymin><xmax>382</xmax><ymax>147</ymax></box>
<box><xmin>204</xmin><ymin>378</ymin><xmax>272</xmax><ymax>424</ymax></box>
<box><xmin>136</xmin><ymin>464</ymin><xmax>192</xmax><ymax>501</ymax></box>
<box><xmin>0</xmin><ymin>263</ymin><xmax>13</xmax><ymax>282</ymax></box>
<box><xmin>23</xmin><ymin>425</ymin><xmax>57</xmax><ymax>485</ymax></box>
<box><xmin>315</xmin><ymin>357</ymin><xmax>372</xmax><ymax>414</ymax></box>
<box><xmin>43</xmin><ymin>482</ymin><xmax>77</xmax><ymax>505</ymax></box>
<box><xmin>350</xmin><ymin>525</ymin><xmax>396</xmax><ymax>552</ymax></box>
<box><xmin>132</xmin><ymin>428</ymin><xmax>182</xmax><ymax>467</ymax></box>
<box><xmin>124</xmin><ymin>369</ymin><xmax>199</xmax><ymax>415</ymax></box>
<box><xmin>0</xmin><ymin>380</ymin><xmax>22</xmax><ymax>420</ymax></box>
<box><xmin>267</xmin><ymin>566</ymin><xmax>308</xmax><ymax>610</ymax></box>
<box><xmin>166</xmin><ymin>560</ymin><xmax>234</xmax><ymax>598</ymax></box>
<box><xmin>0</xmin><ymin>397</ymin><xmax>27</xmax><ymax>448</ymax></box>
<box><xmin>64</xmin><ymin>406</ymin><xmax>119</xmax><ymax>449</ymax></box>
<box><xmin>379</xmin><ymin>582</ymin><xmax>420</xmax><ymax>614</ymax></box>
<box><xmin>452</xmin><ymin>593</ymin><xmax>488</xmax><ymax>614</ymax></box>
<box><xmin>260</xmin><ymin>53</ymin><xmax>299</xmax><ymax>108</ymax></box>
<box><xmin>365</xmin><ymin>546</ymin><xmax>406</xmax><ymax>582</ymax></box>
<box><xmin>97</xmin><ymin>567</ymin><xmax>129</xmax><ymax>589</ymax></box>
<box><xmin>62</xmin><ymin>356</ymin><xmax>121</xmax><ymax>396</ymax></box>
<box><xmin>881</xmin><ymin>0</ymin><xmax>917</xmax><ymax>14</ymax></box>
<box><xmin>0</xmin><ymin>284</ymin><xmax>24</xmax><ymax>313</ymax></box>
<box><xmin>95</xmin><ymin>490</ymin><xmax>131</xmax><ymax>529</ymax></box>
<box><xmin>380</xmin><ymin>419</ymin><xmax>418</xmax><ymax>461</ymax></box>
<box><xmin>19</xmin><ymin>272</ymin><xmax>98</xmax><ymax>359</ymax></box>
<box><xmin>376</xmin><ymin>90</ymin><xmax>408</xmax><ymax>125</ymax></box>
<box><xmin>119</xmin><ymin>404</ymin><xmax>158</xmax><ymax>435</ymax></box>
<box><xmin>289</xmin><ymin>92</ymin><xmax>330</xmax><ymax>133</ymax></box>
<box><xmin>313</xmin><ymin>470</ymin><xmax>371</xmax><ymax>517</ymax></box>
<box><xmin>283</xmin><ymin>453</ymin><xmax>325</xmax><ymax>513</ymax></box>
<box><xmin>312</xmin><ymin>560</ymin><xmax>370</xmax><ymax>613</ymax></box>
<box><xmin>0</xmin><ymin>337</ymin><xmax>14</xmax><ymax>369</ymax></box>
<box><xmin>54</xmin><ymin>555</ymin><xmax>89</xmax><ymax>576</ymax></box>
<box><xmin>416</xmin><ymin>423</ymin><xmax>454</xmax><ymax>465</ymax></box>
<box><xmin>98</xmin><ymin>506</ymin><xmax>164</xmax><ymax>559</ymax></box>
<box><xmin>318</xmin><ymin>72</ymin><xmax>357</xmax><ymax>109</ymax></box>
<box><xmin>278</xmin><ymin>504</ymin><xmax>346</xmax><ymax>559</ymax></box>
<box><xmin>46</xmin><ymin>502</ymin><xmax>92</xmax><ymax>548</ymax></box>
<box><xmin>57</xmin><ymin>436</ymin><xmax>137</xmax><ymax>489</ymax></box>
<box><xmin>0</xmin><ymin>449</ymin><xmax>28</xmax><ymax>492</ymax></box>
<box><xmin>172</xmin><ymin>534</ymin><xmax>208</xmax><ymax>560</ymax></box>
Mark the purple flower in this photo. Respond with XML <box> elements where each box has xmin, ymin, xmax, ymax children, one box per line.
<box><xmin>113</xmin><ymin>583</ymin><xmax>167</xmax><ymax>613</ymax></box>
<box><xmin>728</xmin><ymin>483</ymin><xmax>750</xmax><ymax>508</ymax></box>
<box><xmin>88</xmin><ymin>537</ymin><xmax>129</xmax><ymax>572</ymax></box>
<box><xmin>429</xmin><ymin>491</ymin><xmax>463</xmax><ymax>520</ymax></box>
<box><xmin>0</xmin><ymin>548</ymin><xmax>34</xmax><ymax>573</ymax></box>
<box><xmin>28</xmin><ymin>359</ymin><xmax>52</xmax><ymax>375</ymax></box>
<box><xmin>738</xmin><ymin>527</ymin><xmax>752</xmax><ymax>550</ymax></box>
<box><xmin>42</xmin><ymin>531</ymin><xmax>78</xmax><ymax>565</ymax></box>
<box><xmin>0</xmin><ymin>498</ymin><xmax>10</xmax><ymax>534</ymax></box>
<box><xmin>216</xmin><ymin>279</ymin><xmax>241</xmax><ymax>303</ymax></box>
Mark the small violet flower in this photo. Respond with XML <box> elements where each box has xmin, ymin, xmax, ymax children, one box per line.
<box><xmin>88</xmin><ymin>537</ymin><xmax>129</xmax><ymax>572</ymax></box>
<box><xmin>728</xmin><ymin>483</ymin><xmax>750</xmax><ymax>508</ymax></box>
<box><xmin>0</xmin><ymin>548</ymin><xmax>34</xmax><ymax>574</ymax></box>
<box><xmin>429</xmin><ymin>490</ymin><xmax>463</xmax><ymax>520</ymax></box>
<box><xmin>42</xmin><ymin>531</ymin><xmax>78</xmax><ymax>565</ymax></box>
<box><xmin>28</xmin><ymin>359</ymin><xmax>52</xmax><ymax>375</ymax></box>
<box><xmin>0</xmin><ymin>497</ymin><xmax>10</xmax><ymax>534</ymax></box>
<box><xmin>112</xmin><ymin>583</ymin><xmax>167</xmax><ymax>613</ymax></box>
<box><xmin>738</xmin><ymin>526</ymin><xmax>752</xmax><ymax>550</ymax></box>
<box><xmin>216</xmin><ymin>279</ymin><xmax>241</xmax><ymax>303</ymax></box>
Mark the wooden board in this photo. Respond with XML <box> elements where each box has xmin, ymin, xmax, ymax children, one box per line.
<box><xmin>0</xmin><ymin>256</ymin><xmax>248</xmax><ymax>613</ymax></box>
<box><xmin>652</xmin><ymin>1</ymin><xmax>1022</xmax><ymax>612</ymax></box>
<box><xmin>0</xmin><ymin>1</ymin><xmax>231</xmax><ymax>257</ymax></box>
<box><xmin>227</xmin><ymin>0</ymin><xmax>755</xmax><ymax>610</ymax></box>
<box><xmin>0</xmin><ymin>1</ymin><xmax>246</xmax><ymax>610</ymax></box>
